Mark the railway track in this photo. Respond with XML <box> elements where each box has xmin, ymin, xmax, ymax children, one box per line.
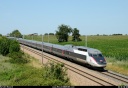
<box><xmin>101</xmin><ymin>70</ymin><xmax>128</xmax><ymax>85</ymax></box>
<box><xmin>20</xmin><ymin>44</ymin><xmax>127</xmax><ymax>86</ymax></box>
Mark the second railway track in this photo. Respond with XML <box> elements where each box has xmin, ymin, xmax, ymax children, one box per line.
<box><xmin>101</xmin><ymin>70</ymin><xmax>128</xmax><ymax>85</ymax></box>
<box><xmin>20</xmin><ymin>44</ymin><xmax>128</xmax><ymax>86</ymax></box>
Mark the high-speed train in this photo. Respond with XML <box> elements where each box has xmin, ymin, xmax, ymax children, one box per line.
<box><xmin>8</xmin><ymin>37</ymin><xmax>107</xmax><ymax>69</ymax></box>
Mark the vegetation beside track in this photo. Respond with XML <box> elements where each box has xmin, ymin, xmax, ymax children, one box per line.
<box><xmin>0</xmin><ymin>36</ymin><xmax>70</xmax><ymax>86</ymax></box>
<box><xmin>106</xmin><ymin>57</ymin><xmax>128</xmax><ymax>76</ymax></box>
<box><xmin>0</xmin><ymin>36</ymin><xmax>27</xmax><ymax>63</ymax></box>
<box><xmin>0</xmin><ymin>55</ymin><xmax>70</xmax><ymax>86</ymax></box>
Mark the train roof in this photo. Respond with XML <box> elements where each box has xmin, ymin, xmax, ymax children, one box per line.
<box><xmin>36</xmin><ymin>41</ymin><xmax>50</xmax><ymax>45</ymax></box>
<box><xmin>17</xmin><ymin>38</ymin><xmax>102</xmax><ymax>54</ymax></box>
<box><xmin>36</xmin><ymin>41</ymin><xmax>65</xmax><ymax>50</ymax></box>
<box><xmin>75</xmin><ymin>46</ymin><xmax>102</xmax><ymax>54</ymax></box>
<box><xmin>20</xmin><ymin>39</ymin><xmax>63</xmax><ymax>49</ymax></box>
<box><xmin>52</xmin><ymin>44</ymin><xmax>65</xmax><ymax>50</ymax></box>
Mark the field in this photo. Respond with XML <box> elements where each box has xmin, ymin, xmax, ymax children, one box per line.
<box><xmin>25</xmin><ymin>35</ymin><xmax>128</xmax><ymax>75</ymax></box>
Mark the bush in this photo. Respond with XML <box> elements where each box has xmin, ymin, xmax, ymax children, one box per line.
<box><xmin>8</xmin><ymin>51</ymin><xmax>28</xmax><ymax>64</ymax></box>
<box><xmin>8</xmin><ymin>64</ymin><xmax>70</xmax><ymax>86</ymax></box>
<box><xmin>0</xmin><ymin>34</ymin><xmax>2</xmax><ymax>36</ymax></box>
<box><xmin>0</xmin><ymin>37</ymin><xmax>11</xmax><ymax>56</ymax></box>
<box><xmin>0</xmin><ymin>37</ymin><xmax>28</xmax><ymax>64</ymax></box>
<box><xmin>43</xmin><ymin>62</ymin><xmax>69</xmax><ymax>83</ymax></box>
<box><xmin>0</xmin><ymin>37</ymin><xmax>20</xmax><ymax>56</ymax></box>
<box><xmin>9</xmin><ymin>40</ymin><xmax>20</xmax><ymax>53</ymax></box>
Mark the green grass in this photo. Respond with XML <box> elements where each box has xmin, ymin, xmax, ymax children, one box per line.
<box><xmin>0</xmin><ymin>54</ymin><xmax>71</xmax><ymax>86</ymax></box>
<box><xmin>106</xmin><ymin>57</ymin><xmax>128</xmax><ymax>76</ymax></box>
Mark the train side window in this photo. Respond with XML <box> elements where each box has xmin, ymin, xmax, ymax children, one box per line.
<box><xmin>93</xmin><ymin>54</ymin><xmax>97</xmax><ymax>57</ymax></box>
<box><xmin>66</xmin><ymin>51</ymin><xmax>69</xmax><ymax>55</ymax></box>
<box><xmin>85</xmin><ymin>55</ymin><xmax>86</xmax><ymax>60</ymax></box>
<box><xmin>89</xmin><ymin>53</ymin><xmax>92</xmax><ymax>56</ymax></box>
<box><xmin>99</xmin><ymin>54</ymin><xmax>103</xmax><ymax>57</ymax></box>
<box><xmin>78</xmin><ymin>48</ymin><xmax>87</xmax><ymax>52</ymax></box>
<box><xmin>92</xmin><ymin>54</ymin><xmax>103</xmax><ymax>57</ymax></box>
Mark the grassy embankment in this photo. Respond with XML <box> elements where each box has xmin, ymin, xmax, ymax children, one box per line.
<box><xmin>0</xmin><ymin>36</ymin><xmax>70</xmax><ymax>86</ymax></box>
<box><xmin>0</xmin><ymin>54</ymin><xmax>71</xmax><ymax>86</ymax></box>
<box><xmin>25</xmin><ymin>35</ymin><xmax>128</xmax><ymax>76</ymax></box>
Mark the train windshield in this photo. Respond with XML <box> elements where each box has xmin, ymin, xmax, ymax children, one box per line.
<box><xmin>93</xmin><ymin>54</ymin><xmax>103</xmax><ymax>57</ymax></box>
<box><xmin>89</xmin><ymin>53</ymin><xmax>106</xmax><ymax>63</ymax></box>
<box><xmin>89</xmin><ymin>53</ymin><xmax>103</xmax><ymax>57</ymax></box>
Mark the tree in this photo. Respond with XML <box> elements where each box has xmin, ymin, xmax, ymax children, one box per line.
<box><xmin>72</xmin><ymin>28</ymin><xmax>81</xmax><ymax>41</ymax></box>
<box><xmin>0</xmin><ymin>37</ymin><xmax>10</xmax><ymax>56</ymax></box>
<box><xmin>49</xmin><ymin>33</ymin><xmax>54</xmax><ymax>35</ymax></box>
<box><xmin>10</xmin><ymin>29</ymin><xmax>22</xmax><ymax>38</ymax></box>
<box><xmin>0</xmin><ymin>34</ymin><xmax>2</xmax><ymax>37</ymax></box>
<box><xmin>9</xmin><ymin>40</ymin><xmax>20</xmax><ymax>53</ymax></box>
<box><xmin>55</xmin><ymin>24</ymin><xmax>72</xmax><ymax>42</ymax></box>
<box><xmin>44</xmin><ymin>33</ymin><xmax>48</xmax><ymax>35</ymax></box>
<box><xmin>0</xmin><ymin>36</ymin><xmax>21</xmax><ymax>56</ymax></box>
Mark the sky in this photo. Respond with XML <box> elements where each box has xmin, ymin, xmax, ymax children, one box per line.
<box><xmin>0</xmin><ymin>0</ymin><xmax>128</xmax><ymax>35</ymax></box>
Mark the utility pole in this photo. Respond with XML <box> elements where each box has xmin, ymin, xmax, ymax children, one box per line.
<box><xmin>32</xmin><ymin>35</ymin><xmax>33</xmax><ymax>40</ymax></box>
<box><xmin>42</xmin><ymin>34</ymin><xmax>44</xmax><ymax>64</ymax></box>
<box><xmin>86</xmin><ymin>35</ymin><xmax>87</xmax><ymax>47</ymax></box>
<box><xmin>14</xmin><ymin>34</ymin><xmax>16</xmax><ymax>40</ymax></box>
<box><xmin>85</xmin><ymin>35</ymin><xmax>87</xmax><ymax>47</ymax></box>
<box><xmin>23</xmin><ymin>35</ymin><xmax>24</xmax><ymax>53</ymax></box>
<box><xmin>48</xmin><ymin>33</ymin><xmax>49</xmax><ymax>43</ymax></box>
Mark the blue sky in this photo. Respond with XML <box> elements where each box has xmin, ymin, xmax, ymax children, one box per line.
<box><xmin>0</xmin><ymin>0</ymin><xmax>128</xmax><ymax>35</ymax></box>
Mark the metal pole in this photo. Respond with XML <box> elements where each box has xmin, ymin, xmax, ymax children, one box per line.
<box><xmin>48</xmin><ymin>33</ymin><xmax>49</xmax><ymax>43</ymax></box>
<box><xmin>84</xmin><ymin>35</ymin><xmax>86</xmax><ymax>46</ymax></box>
<box><xmin>32</xmin><ymin>35</ymin><xmax>33</xmax><ymax>40</ymax></box>
<box><xmin>86</xmin><ymin>35</ymin><xmax>87</xmax><ymax>47</ymax></box>
<box><xmin>42</xmin><ymin>34</ymin><xmax>43</xmax><ymax>64</ymax></box>
<box><xmin>14</xmin><ymin>34</ymin><xmax>16</xmax><ymax>40</ymax></box>
<box><xmin>23</xmin><ymin>35</ymin><xmax>24</xmax><ymax>53</ymax></box>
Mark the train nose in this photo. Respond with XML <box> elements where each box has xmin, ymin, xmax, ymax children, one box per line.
<box><xmin>100</xmin><ymin>60</ymin><xmax>103</xmax><ymax>62</ymax></box>
<box><xmin>99</xmin><ymin>59</ymin><xmax>106</xmax><ymax>64</ymax></box>
<box><xmin>94</xmin><ymin>57</ymin><xmax>106</xmax><ymax>64</ymax></box>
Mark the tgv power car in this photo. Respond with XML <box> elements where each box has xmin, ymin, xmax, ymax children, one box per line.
<box><xmin>8</xmin><ymin>37</ymin><xmax>107</xmax><ymax>69</ymax></box>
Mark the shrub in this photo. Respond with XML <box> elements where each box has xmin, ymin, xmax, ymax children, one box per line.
<box><xmin>8</xmin><ymin>51</ymin><xmax>28</xmax><ymax>64</ymax></box>
<box><xmin>0</xmin><ymin>37</ymin><xmax>20</xmax><ymax>56</ymax></box>
<box><xmin>0</xmin><ymin>34</ymin><xmax>2</xmax><ymax>36</ymax></box>
<box><xmin>0</xmin><ymin>37</ymin><xmax>11</xmax><ymax>56</ymax></box>
<box><xmin>9</xmin><ymin>40</ymin><xmax>20</xmax><ymax>53</ymax></box>
<box><xmin>43</xmin><ymin>62</ymin><xmax>69</xmax><ymax>83</ymax></box>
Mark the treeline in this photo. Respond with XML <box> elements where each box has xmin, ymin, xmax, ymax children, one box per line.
<box><xmin>4</xmin><ymin>24</ymin><xmax>127</xmax><ymax>43</ymax></box>
<box><xmin>44</xmin><ymin>24</ymin><xmax>82</xmax><ymax>42</ymax></box>
<box><xmin>112</xmin><ymin>34</ymin><xmax>123</xmax><ymax>36</ymax></box>
<box><xmin>93</xmin><ymin>34</ymin><xmax>125</xmax><ymax>36</ymax></box>
<box><xmin>44</xmin><ymin>33</ymin><xmax>55</xmax><ymax>35</ymax></box>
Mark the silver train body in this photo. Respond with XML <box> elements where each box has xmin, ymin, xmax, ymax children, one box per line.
<box><xmin>8</xmin><ymin>37</ymin><xmax>107</xmax><ymax>68</ymax></box>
